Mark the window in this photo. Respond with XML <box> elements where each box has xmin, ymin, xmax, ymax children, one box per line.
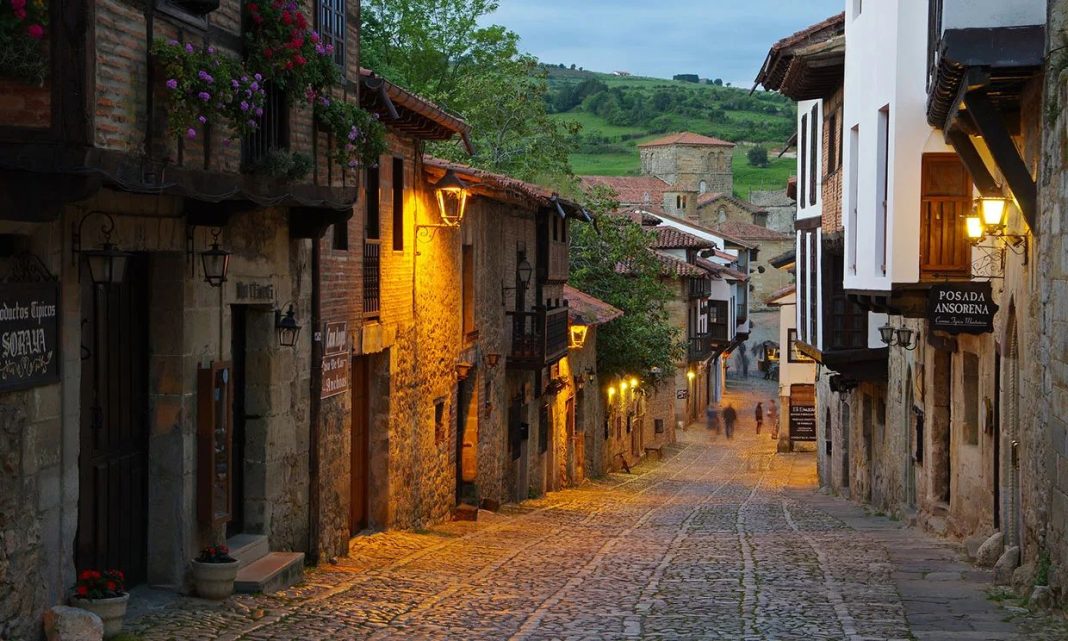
<box><xmin>708</xmin><ymin>300</ymin><xmax>729</xmax><ymax>340</ymax></box>
<box><xmin>332</xmin><ymin>222</ymin><xmax>348</xmax><ymax>250</ymax></box>
<box><xmin>876</xmin><ymin>106</ymin><xmax>890</xmax><ymax>275</ymax></box>
<box><xmin>787</xmin><ymin>329</ymin><xmax>814</xmax><ymax>363</ymax></box>
<box><xmin>799</xmin><ymin>112</ymin><xmax>808</xmax><ymax>207</ymax></box>
<box><xmin>826</xmin><ymin>111</ymin><xmax>838</xmax><ymax>174</ymax></box>
<box><xmin>462</xmin><ymin>245</ymin><xmax>476</xmax><ymax>339</ymax></box>
<box><xmin>539</xmin><ymin>404</ymin><xmax>549</xmax><ymax>454</ymax></box>
<box><xmin>434</xmin><ymin>398</ymin><xmax>446</xmax><ymax>444</ymax></box>
<box><xmin>920</xmin><ymin>154</ymin><xmax>972</xmax><ymax>278</ymax></box>
<box><xmin>366</xmin><ymin>166</ymin><xmax>380</xmax><ymax>239</ymax></box>
<box><xmin>847</xmin><ymin>125</ymin><xmax>860</xmax><ymax>273</ymax></box>
<box><xmin>963</xmin><ymin>352</ymin><xmax>980</xmax><ymax>445</ymax></box>
<box><xmin>241</xmin><ymin>85</ymin><xmax>289</xmax><ymax>166</ymax></box>
<box><xmin>852</xmin><ymin>0</ymin><xmax>862</xmax><ymax>18</ymax></box>
<box><xmin>809</xmin><ymin>103</ymin><xmax>818</xmax><ymax>207</ymax></box>
<box><xmin>699</xmin><ymin>180</ymin><xmax>708</xmax><ymax>194</ymax></box>
<box><xmin>392</xmin><ymin>157</ymin><xmax>404</xmax><ymax>251</ymax></box>
<box><xmin>655</xmin><ymin>419</ymin><xmax>664</xmax><ymax>434</ymax></box>
<box><xmin>317</xmin><ymin>0</ymin><xmax>345</xmax><ymax>69</ymax></box>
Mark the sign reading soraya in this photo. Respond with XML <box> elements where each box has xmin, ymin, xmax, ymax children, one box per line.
<box><xmin>0</xmin><ymin>282</ymin><xmax>60</xmax><ymax>391</ymax></box>
<box><xmin>927</xmin><ymin>282</ymin><xmax>999</xmax><ymax>335</ymax></box>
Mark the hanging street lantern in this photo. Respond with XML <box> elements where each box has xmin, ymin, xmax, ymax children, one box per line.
<box><xmin>516</xmin><ymin>257</ymin><xmax>533</xmax><ymax>286</ymax></box>
<box><xmin>275</xmin><ymin>305</ymin><xmax>302</xmax><ymax>348</ymax></box>
<box><xmin>433</xmin><ymin>169</ymin><xmax>470</xmax><ymax>227</ymax></box>
<box><xmin>979</xmin><ymin>196</ymin><xmax>1007</xmax><ymax>233</ymax></box>
<box><xmin>568</xmin><ymin>322</ymin><xmax>589</xmax><ymax>349</ymax></box>
<box><xmin>200</xmin><ymin>227</ymin><xmax>231</xmax><ymax>287</ymax></box>
<box><xmin>74</xmin><ymin>212</ymin><xmax>131</xmax><ymax>286</ymax></box>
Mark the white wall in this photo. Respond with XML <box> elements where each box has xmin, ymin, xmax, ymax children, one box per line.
<box><xmin>777</xmin><ymin>293</ymin><xmax>817</xmax><ymax>400</ymax></box>
<box><xmin>942</xmin><ymin>0</ymin><xmax>1045</xmax><ymax>31</ymax></box>
<box><xmin>797</xmin><ymin>99</ymin><xmax>823</xmax><ymax>222</ymax></box>
<box><xmin>842</xmin><ymin>0</ymin><xmax>952</xmax><ymax>292</ymax></box>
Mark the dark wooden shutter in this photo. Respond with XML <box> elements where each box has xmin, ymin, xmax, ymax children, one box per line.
<box><xmin>920</xmin><ymin>153</ymin><xmax>972</xmax><ymax>278</ymax></box>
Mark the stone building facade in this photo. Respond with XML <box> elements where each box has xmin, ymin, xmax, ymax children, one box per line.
<box><xmin>639</xmin><ymin>132</ymin><xmax>735</xmax><ymax>196</ymax></box>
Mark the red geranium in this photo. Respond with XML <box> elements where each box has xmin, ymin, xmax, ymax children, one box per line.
<box><xmin>72</xmin><ymin>569</ymin><xmax>126</xmax><ymax>600</ymax></box>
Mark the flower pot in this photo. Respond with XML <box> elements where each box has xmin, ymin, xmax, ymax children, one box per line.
<box><xmin>70</xmin><ymin>593</ymin><xmax>129</xmax><ymax>638</ymax></box>
<box><xmin>191</xmin><ymin>559</ymin><xmax>240</xmax><ymax>600</ymax></box>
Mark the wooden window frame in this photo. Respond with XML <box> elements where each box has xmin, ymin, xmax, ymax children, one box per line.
<box><xmin>919</xmin><ymin>153</ymin><xmax>972</xmax><ymax>279</ymax></box>
<box><xmin>392</xmin><ymin>157</ymin><xmax>404</xmax><ymax>251</ymax></box>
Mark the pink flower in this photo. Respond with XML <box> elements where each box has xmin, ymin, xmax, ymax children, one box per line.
<box><xmin>26</xmin><ymin>23</ymin><xmax>43</xmax><ymax>39</ymax></box>
<box><xmin>13</xmin><ymin>8</ymin><xmax>25</xmax><ymax>18</ymax></box>
<box><xmin>165</xmin><ymin>78</ymin><xmax>178</xmax><ymax>90</ymax></box>
<box><xmin>10</xmin><ymin>0</ymin><xmax>26</xmax><ymax>10</ymax></box>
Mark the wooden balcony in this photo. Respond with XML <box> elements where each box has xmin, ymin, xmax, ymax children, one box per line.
<box><xmin>546</xmin><ymin>240</ymin><xmax>568</xmax><ymax>283</ymax></box>
<box><xmin>687</xmin><ymin>277</ymin><xmax>711</xmax><ymax>300</ymax></box>
<box><xmin>507</xmin><ymin>306</ymin><xmax>569</xmax><ymax>370</ymax></box>
<box><xmin>688</xmin><ymin>334</ymin><xmax>714</xmax><ymax>362</ymax></box>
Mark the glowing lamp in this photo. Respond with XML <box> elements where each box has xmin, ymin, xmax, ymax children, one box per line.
<box><xmin>980</xmin><ymin>197</ymin><xmax>1007</xmax><ymax>231</ymax></box>
<box><xmin>607</xmin><ymin>386</ymin><xmax>617</xmax><ymax>399</ymax></box>
<box><xmin>686</xmin><ymin>370</ymin><xmax>696</xmax><ymax>382</ymax></box>
<box><xmin>895</xmin><ymin>327</ymin><xmax>915</xmax><ymax>350</ymax></box>
<box><xmin>433</xmin><ymin>169</ymin><xmax>469</xmax><ymax>227</ymax></box>
<box><xmin>620</xmin><ymin>380</ymin><xmax>629</xmax><ymax>392</ymax></box>
<box><xmin>965</xmin><ymin>216</ymin><xmax>983</xmax><ymax>241</ymax></box>
<box><xmin>629</xmin><ymin>377</ymin><xmax>638</xmax><ymax>388</ymax></box>
<box><xmin>569</xmin><ymin>323</ymin><xmax>589</xmax><ymax>349</ymax></box>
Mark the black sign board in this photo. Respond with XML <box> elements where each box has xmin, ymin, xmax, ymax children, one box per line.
<box><xmin>928</xmin><ymin>282</ymin><xmax>998</xmax><ymax>335</ymax></box>
<box><xmin>676</xmin><ymin>389</ymin><xmax>689</xmax><ymax>400</ymax></box>
<box><xmin>0</xmin><ymin>282</ymin><xmax>60</xmax><ymax>391</ymax></box>
<box><xmin>789</xmin><ymin>384</ymin><xmax>816</xmax><ymax>442</ymax></box>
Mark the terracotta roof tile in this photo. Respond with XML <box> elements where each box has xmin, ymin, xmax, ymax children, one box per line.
<box><xmin>651</xmin><ymin>227</ymin><xmax>717</xmax><ymax>250</ymax></box>
<box><xmin>580</xmin><ymin>176</ymin><xmax>671</xmax><ymax>207</ymax></box>
<box><xmin>766</xmin><ymin>285</ymin><xmax>797</xmax><ymax>305</ymax></box>
<box><xmin>696</xmin><ymin>257</ymin><xmax>747</xmax><ymax>282</ymax></box>
<box><xmin>564</xmin><ymin>285</ymin><xmax>623</xmax><ymax>326</ymax></box>
<box><xmin>696</xmin><ymin>192</ymin><xmax>768</xmax><ymax>214</ymax></box>
<box><xmin>652</xmin><ymin>252</ymin><xmax>707</xmax><ymax>278</ymax></box>
<box><xmin>359</xmin><ymin>68</ymin><xmax>471</xmax><ymax>149</ymax></box>
<box><xmin>423</xmin><ymin>157</ymin><xmax>587</xmax><ymax>217</ymax></box>
<box><xmin>638</xmin><ymin>132</ymin><xmax>735</xmax><ymax>148</ymax></box>
<box><xmin>708</xmin><ymin>220</ymin><xmax>792</xmax><ymax>241</ymax></box>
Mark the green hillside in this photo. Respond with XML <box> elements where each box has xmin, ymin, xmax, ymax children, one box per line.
<box><xmin>542</xmin><ymin>66</ymin><xmax>797</xmax><ymax>197</ymax></box>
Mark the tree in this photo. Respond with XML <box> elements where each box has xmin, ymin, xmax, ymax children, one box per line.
<box><xmin>361</xmin><ymin>0</ymin><xmax>576</xmax><ymax>182</ymax></box>
<box><xmin>747</xmin><ymin>145</ymin><xmax>769</xmax><ymax>168</ymax></box>
<box><xmin>713</xmin><ymin>78</ymin><xmax>723</xmax><ymax>86</ymax></box>
<box><xmin>568</xmin><ymin>186</ymin><xmax>684</xmax><ymax>380</ymax></box>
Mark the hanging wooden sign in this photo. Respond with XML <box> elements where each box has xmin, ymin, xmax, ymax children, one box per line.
<box><xmin>927</xmin><ymin>282</ymin><xmax>998</xmax><ymax>335</ymax></box>
<box><xmin>0</xmin><ymin>282</ymin><xmax>60</xmax><ymax>392</ymax></box>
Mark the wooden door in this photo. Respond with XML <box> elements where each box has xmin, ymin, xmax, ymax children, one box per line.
<box><xmin>228</xmin><ymin>307</ymin><xmax>248</xmax><ymax>538</ymax></box>
<box><xmin>350</xmin><ymin>356</ymin><xmax>369</xmax><ymax>534</ymax></box>
<box><xmin>568</xmin><ymin>396</ymin><xmax>582</xmax><ymax>483</ymax></box>
<box><xmin>77</xmin><ymin>256</ymin><xmax>149</xmax><ymax>583</ymax></box>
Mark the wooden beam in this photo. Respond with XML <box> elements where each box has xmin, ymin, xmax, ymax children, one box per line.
<box><xmin>963</xmin><ymin>89</ymin><xmax>1037</xmax><ymax>231</ymax></box>
<box><xmin>946</xmin><ymin>128</ymin><xmax>1000</xmax><ymax>196</ymax></box>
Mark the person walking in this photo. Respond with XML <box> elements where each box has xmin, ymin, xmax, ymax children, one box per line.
<box><xmin>705</xmin><ymin>406</ymin><xmax>720</xmax><ymax>433</ymax></box>
<box><xmin>768</xmin><ymin>400</ymin><xmax>779</xmax><ymax>439</ymax></box>
<box><xmin>723</xmin><ymin>404</ymin><xmax>737</xmax><ymax>439</ymax></box>
<box><xmin>755</xmin><ymin>402</ymin><xmax>764</xmax><ymax>434</ymax></box>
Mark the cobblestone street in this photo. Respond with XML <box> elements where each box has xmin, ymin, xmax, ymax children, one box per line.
<box><xmin>129</xmin><ymin>381</ymin><xmax>1066</xmax><ymax>641</ymax></box>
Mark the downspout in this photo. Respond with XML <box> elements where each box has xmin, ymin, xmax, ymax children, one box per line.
<box><xmin>307</xmin><ymin>236</ymin><xmax>322</xmax><ymax>563</ymax></box>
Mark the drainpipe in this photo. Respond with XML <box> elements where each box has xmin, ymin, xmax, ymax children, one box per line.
<box><xmin>307</xmin><ymin>237</ymin><xmax>322</xmax><ymax>564</ymax></box>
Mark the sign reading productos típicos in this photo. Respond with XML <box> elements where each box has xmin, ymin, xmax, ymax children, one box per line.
<box><xmin>927</xmin><ymin>282</ymin><xmax>998</xmax><ymax>335</ymax></box>
<box><xmin>0</xmin><ymin>282</ymin><xmax>60</xmax><ymax>392</ymax></box>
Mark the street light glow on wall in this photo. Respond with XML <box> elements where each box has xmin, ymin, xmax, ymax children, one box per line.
<box><xmin>433</xmin><ymin>169</ymin><xmax>469</xmax><ymax>227</ymax></box>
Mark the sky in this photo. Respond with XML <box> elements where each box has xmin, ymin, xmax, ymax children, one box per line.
<box><xmin>481</xmin><ymin>0</ymin><xmax>843</xmax><ymax>86</ymax></box>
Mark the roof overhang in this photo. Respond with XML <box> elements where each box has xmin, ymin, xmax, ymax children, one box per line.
<box><xmin>797</xmin><ymin>341</ymin><xmax>889</xmax><ymax>382</ymax></box>
<box><xmin>423</xmin><ymin>160</ymin><xmax>590</xmax><ymax>221</ymax></box>
<box><xmin>360</xmin><ymin>70</ymin><xmax>473</xmax><ymax>154</ymax></box>
<box><xmin>775</xmin><ymin>36</ymin><xmax>845</xmax><ymax>100</ymax></box>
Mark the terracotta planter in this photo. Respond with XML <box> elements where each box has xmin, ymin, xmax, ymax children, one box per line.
<box><xmin>191</xmin><ymin>559</ymin><xmax>240</xmax><ymax>600</ymax></box>
<box><xmin>70</xmin><ymin>593</ymin><xmax>129</xmax><ymax>638</ymax></box>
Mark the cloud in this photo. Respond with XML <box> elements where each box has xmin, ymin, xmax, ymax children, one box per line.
<box><xmin>481</xmin><ymin>0</ymin><xmax>842</xmax><ymax>84</ymax></box>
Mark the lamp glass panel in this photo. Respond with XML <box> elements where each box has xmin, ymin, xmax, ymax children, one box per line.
<box><xmin>569</xmin><ymin>324</ymin><xmax>589</xmax><ymax>348</ymax></box>
<box><xmin>878</xmin><ymin>324</ymin><xmax>895</xmax><ymax>345</ymax></box>
<box><xmin>896</xmin><ymin>327</ymin><xmax>914</xmax><ymax>349</ymax></box>
<box><xmin>436</xmin><ymin>188</ymin><xmax>468</xmax><ymax>226</ymax></box>
<box><xmin>201</xmin><ymin>249</ymin><xmax>230</xmax><ymax>286</ymax></box>
<box><xmin>981</xmin><ymin>198</ymin><xmax>1006</xmax><ymax>228</ymax></box>
<box><xmin>965</xmin><ymin>216</ymin><xmax>983</xmax><ymax>240</ymax></box>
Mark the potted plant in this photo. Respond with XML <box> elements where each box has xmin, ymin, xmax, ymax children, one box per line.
<box><xmin>70</xmin><ymin>569</ymin><xmax>128</xmax><ymax>638</ymax></box>
<box><xmin>190</xmin><ymin>544</ymin><xmax>239</xmax><ymax>600</ymax></box>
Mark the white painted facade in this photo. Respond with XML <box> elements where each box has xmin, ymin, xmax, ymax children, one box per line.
<box><xmin>841</xmin><ymin>0</ymin><xmax>952</xmax><ymax>293</ymax></box>
<box><xmin>940</xmin><ymin>0</ymin><xmax>1045</xmax><ymax>31</ymax></box>
<box><xmin>772</xmin><ymin>290</ymin><xmax>817</xmax><ymax>401</ymax></box>
<box><xmin>796</xmin><ymin>99</ymin><xmax>823</xmax><ymax>222</ymax></box>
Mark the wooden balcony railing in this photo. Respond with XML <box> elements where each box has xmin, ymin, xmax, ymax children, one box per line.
<box><xmin>507</xmin><ymin>306</ymin><xmax>569</xmax><ymax>369</ymax></box>
<box><xmin>687</xmin><ymin>277</ymin><xmax>711</xmax><ymax>300</ymax></box>
<box><xmin>363</xmin><ymin>240</ymin><xmax>381</xmax><ymax>316</ymax></box>
<box><xmin>688</xmin><ymin>333</ymin><xmax>713</xmax><ymax>362</ymax></box>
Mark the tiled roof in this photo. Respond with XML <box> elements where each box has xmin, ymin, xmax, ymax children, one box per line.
<box><xmin>639</xmin><ymin>132</ymin><xmax>735</xmax><ymax>148</ymax></box>
<box><xmin>766</xmin><ymin>285</ymin><xmax>797</xmax><ymax>305</ymax></box>
<box><xmin>651</xmin><ymin>211</ymin><xmax>756</xmax><ymax>250</ymax></box>
<box><xmin>753</xmin><ymin>13</ymin><xmax>846</xmax><ymax>98</ymax></box>
<box><xmin>580</xmin><ymin>176</ymin><xmax>671</xmax><ymax>207</ymax></box>
<box><xmin>651</xmin><ymin>226</ymin><xmax>717</xmax><ymax>250</ymax></box>
<box><xmin>359</xmin><ymin>69</ymin><xmax>472</xmax><ymax>151</ymax></box>
<box><xmin>696</xmin><ymin>192</ymin><xmax>768</xmax><ymax>214</ymax></box>
<box><xmin>616</xmin><ymin>209</ymin><xmax>665</xmax><ymax>226</ymax></box>
<box><xmin>564</xmin><ymin>285</ymin><xmax>623</xmax><ymax>326</ymax></box>
<box><xmin>708</xmin><ymin>220</ymin><xmax>792</xmax><ymax>241</ymax></box>
<box><xmin>423</xmin><ymin>158</ymin><xmax>588</xmax><ymax>219</ymax></box>
<box><xmin>654</xmin><ymin>252</ymin><xmax>707</xmax><ymax>278</ymax></box>
<box><xmin>697</xmin><ymin>257</ymin><xmax>748</xmax><ymax>282</ymax></box>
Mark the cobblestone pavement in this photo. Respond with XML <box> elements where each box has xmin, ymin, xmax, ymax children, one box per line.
<box><xmin>131</xmin><ymin>379</ymin><xmax>1068</xmax><ymax>641</ymax></box>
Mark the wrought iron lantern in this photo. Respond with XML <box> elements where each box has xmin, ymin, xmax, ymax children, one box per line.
<box><xmin>568</xmin><ymin>323</ymin><xmax>589</xmax><ymax>349</ymax></box>
<box><xmin>878</xmin><ymin>322</ymin><xmax>916</xmax><ymax>351</ymax></box>
<box><xmin>516</xmin><ymin>257</ymin><xmax>533</xmax><ymax>286</ymax></box>
<box><xmin>275</xmin><ymin>304</ymin><xmax>302</xmax><ymax>348</ymax></box>
<box><xmin>433</xmin><ymin>169</ymin><xmax>470</xmax><ymax>227</ymax></box>
<box><xmin>73</xmin><ymin>212</ymin><xmax>131</xmax><ymax>286</ymax></box>
<box><xmin>200</xmin><ymin>227</ymin><xmax>231</xmax><ymax>287</ymax></box>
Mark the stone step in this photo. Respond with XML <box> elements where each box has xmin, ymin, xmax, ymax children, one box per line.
<box><xmin>235</xmin><ymin>551</ymin><xmax>305</xmax><ymax>594</ymax></box>
<box><xmin>226</xmin><ymin>534</ymin><xmax>269</xmax><ymax>569</ymax></box>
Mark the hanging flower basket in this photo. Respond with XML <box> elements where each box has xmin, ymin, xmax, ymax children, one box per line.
<box><xmin>0</xmin><ymin>0</ymin><xmax>49</xmax><ymax>85</ymax></box>
<box><xmin>313</xmin><ymin>98</ymin><xmax>387</xmax><ymax>170</ymax></box>
<box><xmin>151</xmin><ymin>39</ymin><xmax>268</xmax><ymax>141</ymax></box>
<box><xmin>243</xmin><ymin>0</ymin><xmax>338</xmax><ymax>103</ymax></box>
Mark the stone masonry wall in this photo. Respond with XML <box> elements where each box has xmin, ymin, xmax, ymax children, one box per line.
<box><xmin>641</xmin><ymin>144</ymin><xmax>733</xmax><ymax>195</ymax></box>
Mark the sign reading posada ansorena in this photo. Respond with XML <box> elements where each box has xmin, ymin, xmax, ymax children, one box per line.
<box><xmin>0</xmin><ymin>282</ymin><xmax>60</xmax><ymax>391</ymax></box>
<box><xmin>927</xmin><ymin>282</ymin><xmax>999</xmax><ymax>335</ymax></box>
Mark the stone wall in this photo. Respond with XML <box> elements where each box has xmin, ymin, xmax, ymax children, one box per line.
<box><xmin>641</xmin><ymin>144</ymin><xmax>733</xmax><ymax>195</ymax></box>
<box><xmin>749</xmin><ymin>190</ymin><xmax>796</xmax><ymax>234</ymax></box>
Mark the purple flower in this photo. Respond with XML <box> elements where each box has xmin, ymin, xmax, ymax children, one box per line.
<box><xmin>347</xmin><ymin>127</ymin><xmax>358</xmax><ymax>141</ymax></box>
<box><xmin>186</xmin><ymin>128</ymin><xmax>197</xmax><ymax>139</ymax></box>
<box><xmin>247</xmin><ymin>119</ymin><xmax>257</xmax><ymax>128</ymax></box>
<box><xmin>254</xmin><ymin>107</ymin><xmax>263</xmax><ymax>116</ymax></box>
<box><xmin>231</xmin><ymin>79</ymin><xmax>239</xmax><ymax>89</ymax></box>
<box><xmin>253</xmin><ymin>73</ymin><xmax>262</xmax><ymax>81</ymax></box>
<box><xmin>315</xmin><ymin>43</ymin><xmax>325</xmax><ymax>55</ymax></box>
<box><xmin>198</xmin><ymin>115</ymin><xmax>207</xmax><ymax>124</ymax></box>
<box><xmin>198</xmin><ymin>91</ymin><xmax>211</xmax><ymax>102</ymax></box>
<box><xmin>241</xmin><ymin>75</ymin><xmax>249</xmax><ymax>83</ymax></box>
<box><xmin>240</xmin><ymin>101</ymin><xmax>249</xmax><ymax>112</ymax></box>
<box><xmin>319</xmin><ymin>96</ymin><xmax>331</xmax><ymax>107</ymax></box>
<box><xmin>250</xmin><ymin>82</ymin><xmax>259</xmax><ymax>92</ymax></box>
<box><xmin>184</xmin><ymin>43</ymin><xmax>194</xmax><ymax>54</ymax></box>
<box><xmin>325</xmin><ymin>44</ymin><xmax>334</xmax><ymax>54</ymax></box>
<box><xmin>165</xmin><ymin>78</ymin><xmax>178</xmax><ymax>90</ymax></box>
<box><xmin>197</xmin><ymin>70</ymin><xmax>213</xmax><ymax>83</ymax></box>
<box><xmin>348</xmin><ymin>160</ymin><xmax>357</xmax><ymax>168</ymax></box>
<box><xmin>168</xmin><ymin>39</ymin><xmax>179</xmax><ymax>46</ymax></box>
<box><xmin>207</xmin><ymin>46</ymin><xmax>216</xmax><ymax>54</ymax></box>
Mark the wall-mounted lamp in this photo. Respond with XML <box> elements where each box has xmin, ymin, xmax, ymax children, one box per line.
<box><xmin>200</xmin><ymin>227</ymin><xmax>231</xmax><ymax>287</ymax></box>
<box><xmin>72</xmin><ymin>212</ymin><xmax>131</xmax><ymax>285</ymax></box>
<box><xmin>433</xmin><ymin>169</ymin><xmax>469</xmax><ymax>227</ymax></box>
<box><xmin>965</xmin><ymin>196</ymin><xmax>1026</xmax><ymax>252</ymax></box>
<box><xmin>568</xmin><ymin>323</ymin><xmax>589</xmax><ymax>349</ymax></box>
<box><xmin>500</xmin><ymin>257</ymin><xmax>534</xmax><ymax>306</ymax></box>
<box><xmin>483</xmin><ymin>353</ymin><xmax>501</xmax><ymax>369</ymax></box>
<box><xmin>686</xmin><ymin>369</ymin><xmax>696</xmax><ymax>382</ymax></box>
<box><xmin>607</xmin><ymin>385</ymin><xmax>617</xmax><ymax>402</ymax></box>
<box><xmin>456</xmin><ymin>362</ymin><xmax>473</xmax><ymax>381</ymax></box>
<box><xmin>878</xmin><ymin>322</ymin><xmax>917</xmax><ymax>351</ymax></box>
<box><xmin>585</xmin><ymin>368</ymin><xmax>595</xmax><ymax>383</ymax></box>
<box><xmin>275</xmin><ymin>304</ymin><xmax>302</xmax><ymax>348</ymax></box>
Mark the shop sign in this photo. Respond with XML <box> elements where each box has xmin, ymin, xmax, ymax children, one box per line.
<box><xmin>789</xmin><ymin>384</ymin><xmax>816</xmax><ymax>442</ymax></box>
<box><xmin>321</xmin><ymin>321</ymin><xmax>349</xmax><ymax>399</ymax></box>
<box><xmin>0</xmin><ymin>282</ymin><xmax>60</xmax><ymax>392</ymax></box>
<box><xmin>235</xmin><ymin>282</ymin><xmax>275</xmax><ymax>303</ymax></box>
<box><xmin>676</xmin><ymin>389</ymin><xmax>689</xmax><ymax>400</ymax></box>
<box><xmin>927</xmin><ymin>282</ymin><xmax>998</xmax><ymax>335</ymax></box>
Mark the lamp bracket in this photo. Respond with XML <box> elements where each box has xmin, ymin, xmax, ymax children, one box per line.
<box><xmin>72</xmin><ymin>211</ymin><xmax>118</xmax><ymax>266</ymax></box>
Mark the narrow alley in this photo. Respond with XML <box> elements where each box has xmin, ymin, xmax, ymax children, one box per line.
<box><xmin>121</xmin><ymin>380</ymin><xmax>1056</xmax><ymax>641</ymax></box>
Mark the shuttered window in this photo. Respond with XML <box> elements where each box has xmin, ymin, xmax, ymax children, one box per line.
<box><xmin>920</xmin><ymin>153</ymin><xmax>972</xmax><ymax>278</ymax></box>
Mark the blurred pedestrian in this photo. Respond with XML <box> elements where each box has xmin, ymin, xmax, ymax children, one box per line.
<box><xmin>755</xmin><ymin>402</ymin><xmax>764</xmax><ymax>434</ymax></box>
<box><xmin>705</xmin><ymin>406</ymin><xmax>720</xmax><ymax>433</ymax></box>
<box><xmin>723</xmin><ymin>404</ymin><xmax>737</xmax><ymax>439</ymax></box>
<box><xmin>768</xmin><ymin>400</ymin><xmax>779</xmax><ymax>439</ymax></box>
